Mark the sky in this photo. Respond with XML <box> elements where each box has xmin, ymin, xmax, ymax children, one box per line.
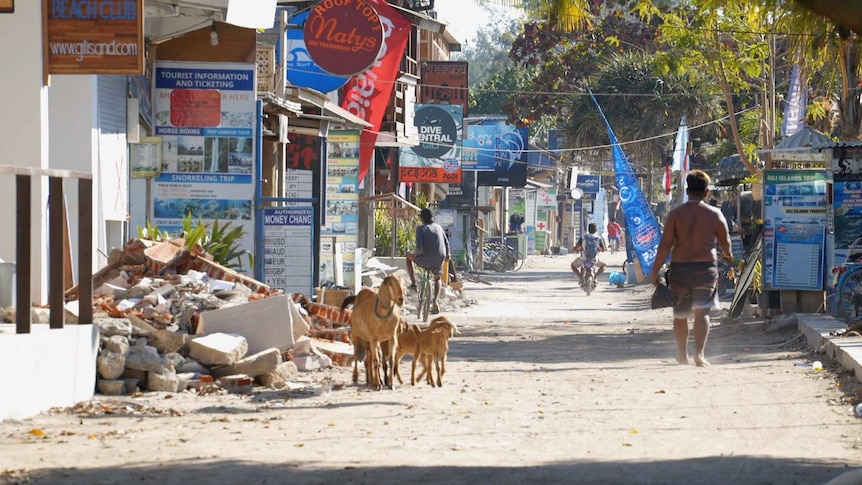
<box><xmin>433</xmin><ymin>0</ymin><xmax>522</xmax><ymax>44</ymax></box>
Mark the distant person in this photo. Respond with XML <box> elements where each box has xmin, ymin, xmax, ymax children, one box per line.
<box><xmin>570</xmin><ymin>222</ymin><xmax>607</xmax><ymax>287</ymax></box>
<box><xmin>406</xmin><ymin>208</ymin><xmax>451</xmax><ymax>314</ymax></box>
<box><xmin>650</xmin><ymin>170</ymin><xmax>732</xmax><ymax>367</ymax></box>
<box><xmin>607</xmin><ymin>219</ymin><xmax>623</xmax><ymax>252</ymax></box>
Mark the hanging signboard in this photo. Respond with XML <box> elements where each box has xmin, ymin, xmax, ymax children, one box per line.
<box><xmin>462</xmin><ymin>124</ymin><xmax>496</xmax><ymax>171</ymax></box>
<box><xmin>42</xmin><ymin>0</ymin><xmax>144</xmax><ymax>76</ymax></box>
<box><xmin>399</xmin><ymin>104</ymin><xmax>463</xmax><ymax>184</ymax></box>
<box><xmin>151</xmin><ymin>61</ymin><xmax>256</xmax><ymax>273</ymax></box>
<box><xmin>303</xmin><ymin>0</ymin><xmax>383</xmax><ymax>76</ymax></box>
<box><xmin>420</xmin><ymin>61</ymin><xmax>469</xmax><ymax>116</ymax></box>
<box><xmin>286</xmin><ymin>11</ymin><xmax>349</xmax><ymax>93</ymax></box>
<box><xmin>474</xmin><ymin>121</ymin><xmax>529</xmax><ymax>187</ymax></box>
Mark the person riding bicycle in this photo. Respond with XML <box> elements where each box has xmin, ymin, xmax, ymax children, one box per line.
<box><xmin>406</xmin><ymin>208</ymin><xmax>451</xmax><ymax>314</ymax></box>
<box><xmin>607</xmin><ymin>219</ymin><xmax>622</xmax><ymax>252</ymax></box>
<box><xmin>571</xmin><ymin>222</ymin><xmax>607</xmax><ymax>287</ymax></box>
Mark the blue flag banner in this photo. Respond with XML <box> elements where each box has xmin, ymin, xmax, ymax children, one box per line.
<box><xmin>589</xmin><ymin>91</ymin><xmax>662</xmax><ymax>275</ymax></box>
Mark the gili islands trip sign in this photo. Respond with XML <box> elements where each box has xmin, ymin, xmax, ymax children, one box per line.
<box><xmin>303</xmin><ymin>0</ymin><xmax>383</xmax><ymax>76</ymax></box>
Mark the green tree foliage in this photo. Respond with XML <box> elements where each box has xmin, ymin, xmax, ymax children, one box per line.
<box><xmin>181</xmin><ymin>215</ymin><xmax>253</xmax><ymax>271</ymax></box>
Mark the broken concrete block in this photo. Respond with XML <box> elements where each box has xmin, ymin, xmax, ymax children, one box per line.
<box><xmin>32</xmin><ymin>307</ymin><xmax>50</xmax><ymax>323</ymax></box>
<box><xmin>147</xmin><ymin>370</ymin><xmax>180</xmax><ymax>392</ymax></box>
<box><xmin>127</xmin><ymin>312</ymin><xmax>159</xmax><ymax>335</ymax></box>
<box><xmin>257</xmin><ymin>361</ymin><xmax>299</xmax><ymax>389</ymax></box>
<box><xmin>94</xmin><ymin>317</ymin><xmax>133</xmax><ymax>337</ymax></box>
<box><xmin>97</xmin><ymin>349</ymin><xmax>126</xmax><ymax>380</ymax></box>
<box><xmin>125</xmin><ymin>339</ymin><xmax>168</xmax><ymax>374</ymax></box>
<box><xmin>211</xmin><ymin>347</ymin><xmax>282</xmax><ymax>379</ymax></box>
<box><xmin>188</xmin><ymin>332</ymin><xmax>248</xmax><ymax>366</ymax></box>
<box><xmin>147</xmin><ymin>329</ymin><xmax>189</xmax><ymax>354</ymax></box>
<box><xmin>293</xmin><ymin>354</ymin><xmax>332</xmax><ymax>371</ymax></box>
<box><xmin>197</xmin><ymin>295</ymin><xmax>307</xmax><ymax>354</ymax></box>
<box><xmin>103</xmin><ymin>335</ymin><xmax>130</xmax><ymax>356</ymax></box>
<box><xmin>144</xmin><ymin>239</ymin><xmax>188</xmax><ymax>274</ymax></box>
<box><xmin>97</xmin><ymin>379</ymin><xmax>126</xmax><ymax>396</ymax></box>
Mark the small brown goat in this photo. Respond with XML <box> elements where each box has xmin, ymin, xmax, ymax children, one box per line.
<box><xmin>412</xmin><ymin>316</ymin><xmax>460</xmax><ymax>387</ymax></box>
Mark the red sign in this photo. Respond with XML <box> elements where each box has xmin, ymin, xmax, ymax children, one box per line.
<box><xmin>399</xmin><ymin>167</ymin><xmax>462</xmax><ymax>184</ymax></box>
<box><xmin>169</xmin><ymin>90</ymin><xmax>221</xmax><ymax>127</ymax></box>
<box><xmin>304</xmin><ymin>0</ymin><xmax>384</xmax><ymax>76</ymax></box>
<box><xmin>420</xmin><ymin>61</ymin><xmax>469</xmax><ymax>116</ymax></box>
<box><xmin>341</xmin><ymin>0</ymin><xmax>411</xmax><ymax>182</ymax></box>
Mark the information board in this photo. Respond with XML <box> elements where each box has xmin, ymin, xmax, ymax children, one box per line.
<box><xmin>262</xmin><ymin>207</ymin><xmax>314</xmax><ymax>295</ymax></box>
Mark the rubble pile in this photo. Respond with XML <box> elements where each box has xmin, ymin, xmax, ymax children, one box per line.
<box><xmin>58</xmin><ymin>238</ymin><xmax>353</xmax><ymax>395</ymax></box>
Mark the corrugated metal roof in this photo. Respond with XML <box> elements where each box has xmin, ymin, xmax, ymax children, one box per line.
<box><xmin>774</xmin><ymin>126</ymin><xmax>832</xmax><ymax>150</ymax></box>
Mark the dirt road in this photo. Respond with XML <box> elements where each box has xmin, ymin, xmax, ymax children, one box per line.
<box><xmin>2</xmin><ymin>251</ymin><xmax>861</xmax><ymax>485</ymax></box>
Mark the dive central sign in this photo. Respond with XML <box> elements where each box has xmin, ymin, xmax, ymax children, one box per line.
<box><xmin>42</xmin><ymin>0</ymin><xmax>144</xmax><ymax>76</ymax></box>
<box><xmin>303</xmin><ymin>0</ymin><xmax>383</xmax><ymax>76</ymax></box>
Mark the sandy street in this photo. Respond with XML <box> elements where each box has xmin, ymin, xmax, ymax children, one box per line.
<box><xmin>1</xmin><ymin>250</ymin><xmax>861</xmax><ymax>485</ymax></box>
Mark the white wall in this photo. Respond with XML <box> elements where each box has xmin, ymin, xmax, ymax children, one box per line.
<box><xmin>49</xmin><ymin>76</ymin><xmax>99</xmax><ymax>279</ymax></box>
<box><xmin>0</xmin><ymin>1</ymin><xmax>50</xmax><ymax>303</ymax></box>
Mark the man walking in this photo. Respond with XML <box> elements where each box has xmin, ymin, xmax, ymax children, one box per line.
<box><xmin>650</xmin><ymin>170</ymin><xmax>733</xmax><ymax>367</ymax></box>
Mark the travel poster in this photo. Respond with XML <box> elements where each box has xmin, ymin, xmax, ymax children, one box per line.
<box><xmin>151</xmin><ymin>61</ymin><xmax>256</xmax><ymax>273</ymax></box>
<box><xmin>832</xmin><ymin>173</ymin><xmax>862</xmax><ymax>265</ymax></box>
<box><xmin>321</xmin><ymin>130</ymin><xmax>360</xmax><ymax>288</ymax></box>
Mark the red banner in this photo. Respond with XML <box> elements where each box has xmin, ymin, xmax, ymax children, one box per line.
<box><xmin>340</xmin><ymin>0</ymin><xmax>411</xmax><ymax>183</ymax></box>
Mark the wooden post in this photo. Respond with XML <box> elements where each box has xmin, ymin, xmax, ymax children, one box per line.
<box><xmin>49</xmin><ymin>176</ymin><xmax>64</xmax><ymax>330</ymax></box>
<box><xmin>78</xmin><ymin>178</ymin><xmax>93</xmax><ymax>324</ymax></box>
<box><xmin>16</xmin><ymin>174</ymin><xmax>31</xmax><ymax>334</ymax></box>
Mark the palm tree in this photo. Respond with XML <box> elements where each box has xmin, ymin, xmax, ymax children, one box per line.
<box><xmin>480</xmin><ymin>0</ymin><xmax>590</xmax><ymax>31</ymax></box>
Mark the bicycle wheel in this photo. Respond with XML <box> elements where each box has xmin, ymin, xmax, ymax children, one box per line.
<box><xmin>511</xmin><ymin>252</ymin><xmax>525</xmax><ymax>272</ymax></box>
<box><xmin>419</xmin><ymin>276</ymin><xmax>432</xmax><ymax>322</ymax></box>
<box><xmin>834</xmin><ymin>266</ymin><xmax>862</xmax><ymax>322</ymax></box>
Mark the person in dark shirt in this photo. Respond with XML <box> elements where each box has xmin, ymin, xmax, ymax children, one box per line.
<box><xmin>406</xmin><ymin>208</ymin><xmax>451</xmax><ymax>314</ymax></box>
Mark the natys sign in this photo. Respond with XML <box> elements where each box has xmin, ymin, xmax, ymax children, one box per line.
<box><xmin>42</xmin><ymin>0</ymin><xmax>144</xmax><ymax>76</ymax></box>
<box><xmin>303</xmin><ymin>0</ymin><xmax>383</xmax><ymax>76</ymax></box>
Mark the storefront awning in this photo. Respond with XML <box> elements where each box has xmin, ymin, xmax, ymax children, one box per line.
<box><xmin>284</xmin><ymin>85</ymin><xmax>371</xmax><ymax>129</ymax></box>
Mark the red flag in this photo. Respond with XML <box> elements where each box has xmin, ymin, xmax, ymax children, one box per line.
<box><xmin>340</xmin><ymin>0</ymin><xmax>411</xmax><ymax>183</ymax></box>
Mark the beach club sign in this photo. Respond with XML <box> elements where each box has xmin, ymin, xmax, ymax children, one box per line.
<box><xmin>42</xmin><ymin>0</ymin><xmax>144</xmax><ymax>77</ymax></box>
<box><xmin>303</xmin><ymin>0</ymin><xmax>384</xmax><ymax>76</ymax></box>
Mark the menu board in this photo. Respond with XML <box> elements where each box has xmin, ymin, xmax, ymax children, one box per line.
<box><xmin>771</xmin><ymin>223</ymin><xmax>825</xmax><ymax>290</ymax></box>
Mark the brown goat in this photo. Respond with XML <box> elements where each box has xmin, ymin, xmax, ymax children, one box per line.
<box><xmin>412</xmin><ymin>316</ymin><xmax>460</xmax><ymax>387</ymax></box>
<box><xmin>341</xmin><ymin>275</ymin><xmax>404</xmax><ymax>390</ymax></box>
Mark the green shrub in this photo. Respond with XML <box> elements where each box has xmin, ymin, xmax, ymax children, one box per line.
<box><xmin>181</xmin><ymin>214</ymin><xmax>253</xmax><ymax>270</ymax></box>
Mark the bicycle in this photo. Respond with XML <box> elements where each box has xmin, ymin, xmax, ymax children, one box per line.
<box><xmin>833</xmin><ymin>263</ymin><xmax>862</xmax><ymax>322</ymax></box>
<box><xmin>416</xmin><ymin>266</ymin><xmax>436</xmax><ymax>322</ymax></box>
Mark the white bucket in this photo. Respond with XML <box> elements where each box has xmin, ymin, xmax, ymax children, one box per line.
<box><xmin>0</xmin><ymin>261</ymin><xmax>15</xmax><ymax>308</ymax></box>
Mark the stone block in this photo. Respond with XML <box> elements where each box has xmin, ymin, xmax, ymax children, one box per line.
<box><xmin>125</xmin><ymin>339</ymin><xmax>168</xmax><ymax>374</ymax></box>
<box><xmin>147</xmin><ymin>329</ymin><xmax>189</xmax><ymax>354</ymax></box>
<box><xmin>97</xmin><ymin>349</ymin><xmax>125</xmax><ymax>380</ymax></box>
<box><xmin>211</xmin><ymin>347</ymin><xmax>282</xmax><ymax>379</ymax></box>
<box><xmin>218</xmin><ymin>374</ymin><xmax>253</xmax><ymax>394</ymax></box>
<box><xmin>103</xmin><ymin>335</ymin><xmax>130</xmax><ymax>356</ymax></box>
<box><xmin>147</xmin><ymin>371</ymin><xmax>180</xmax><ymax>392</ymax></box>
<box><xmin>97</xmin><ymin>379</ymin><xmax>126</xmax><ymax>396</ymax></box>
<box><xmin>257</xmin><ymin>361</ymin><xmax>299</xmax><ymax>389</ymax></box>
<box><xmin>294</xmin><ymin>354</ymin><xmax>332</xmax><ymax>371</ymax></box>
<box><xmin>196</xmin><ymin>295</ymin><xmax>306</xmax><ymax>354</ymax></box>
<box><xmin>123</xmin><ymin>377</ymin><xmax>139</xmax><ymax>394</ymax></box>
<box><xmin>188</xmin><ymin>332</ymin><xmax>248</xmax><ymax>366</ymax></box>
<box><xmin>94</xmin><ymin>317</ymin><xmax>134</xmax><ymax>338</ymax></box>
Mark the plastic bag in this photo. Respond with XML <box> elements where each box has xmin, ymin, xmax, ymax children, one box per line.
<box><xmin>651</xmin><ymin>283</ymin><xmax>677</xmax><ymax>309</ymax></box>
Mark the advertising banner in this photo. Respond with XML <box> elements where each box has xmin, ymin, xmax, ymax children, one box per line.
<box><xmin>420</xmin><ymin>61</ymin><xmax>468</xmax><ymax>116</ymax></box>
<box><xmin>590</xmin><ymin>93</ymin><xmax>662</xmax><ymax>275</ymax></box>
<box><xmin>43</xmin><ymin>0</ymin><xmax>144</xmax><ymax>75</ymax></box>
<box><xmin>474</xmin><ymin>121</ymin><xmax>529</xmax><ymax>187</ymax></box>
<box><xmin>537</xmin><ymin>188</ymin><xmax>557</xmax><ymax>209</ymax></box>
<box><xmin>321</xmin><ymin>130</ymin><xmax>360</xmax><ymax>287</ymax></box>
<box><xmin>762</xmin><ymin>170</ymin><xmax>828</xmax><ymax>289</ymax></box>
<box><xmin>399</xmin><ymin>104</ymin><xmax>463</xmax><ymax>184</ymax></box>
<box><xmin>152</xmin><ymin>61</ymin><xmax>256</xmax><ymax>272</ymax></box>
<box><xmin>341</xmin><ymin>0</ymin><xmax>411</xmax><ymax>182</ymax></box>
<box><xmin>462</xmin><ymin>124</ymin><xmax>496</xmax><ymax>171</ymax></box>
<box><xmin>832</xmin><ymin>173</ymin><xmax>862</xmax><ymax>265</ymax></box>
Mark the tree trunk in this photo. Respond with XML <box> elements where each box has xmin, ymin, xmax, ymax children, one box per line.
<box><xmin>838</xmin><ymin>38</ymin><xmax>862</xmax><ymax>141</ymax></box>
